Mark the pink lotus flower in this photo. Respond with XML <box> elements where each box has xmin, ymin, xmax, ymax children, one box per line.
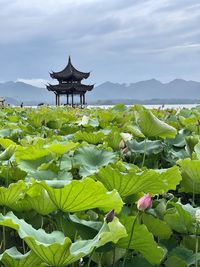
<box><xmin>137</xmin><ymin>193</ymin><xmax>152</xmax><ymax>211</ymax></box>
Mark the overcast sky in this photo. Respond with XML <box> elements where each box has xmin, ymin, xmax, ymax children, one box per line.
<box><xmin>0</xmin><ymin>0</ymin><xmax>200</xmax><ymax>86</ymax></box>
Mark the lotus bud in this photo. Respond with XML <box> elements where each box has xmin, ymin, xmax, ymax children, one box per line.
<box><xmin>137</xmin><ymin>193</ymin><xmax>152</xmax><ymax>211</ymax></box>
<box><xmin>122</xmin><ymin>147</ymin><xmax>129</xmax><ymax>155</ymax></box>
<box><xmin>195</xmin><ymin>208</ymin><xmax>200</xmax><ymax>223</ymax></box>
<box><xmin>54</xmin><ymin>129</ymin><xmax>60</xmax><ymax>135</ymax></box>
<box><xmin>119</xmin><ymin>139</ymin><xmax>125</xmax><ymax>149</ymax></box>
<box><xmin>105</xmin><ymin>209</ymin><xmax>115</xmax><ymax>223</ymax></box>
<box><xmin>196</xmin><ymin>120</ymin><xmax>200</xmax><ymax>126</ymax></box>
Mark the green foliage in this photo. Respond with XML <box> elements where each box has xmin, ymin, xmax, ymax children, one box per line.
<box><xmin>134</xmin><ymin>105</ymin><xmax>177</xmax><ymax>138</ymax></box>
<box><xmin>117</xmin><ymin>215</ymin><xmax>164</xmax><ymax>264</ymax></box>
<box><xmin>0</xmin><ymin>105</ymin><xmax>199</xmax><ymax>266</ymax></box>
<box><xmin>41</xmin><ymin>177</ymin><xmax>123</xmax><ymax>213</ymax></box>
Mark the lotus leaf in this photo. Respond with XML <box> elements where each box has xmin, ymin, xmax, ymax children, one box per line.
<box><xmin>126</xmin><ymin>140</ymin><xmax>164</xmax><ymax>155</ymax></box>
<box><xmin>177</xmin><ymin>158</ymin><xmax>200</xmax><ymax>193</ymax></box>
<box><xmin>164</xmin><ymin>202</ymin><xmax>196</xmax><ymax>234</ymax></box>
<box><xmin>0</xmin><ymin>181</ymin><xmax>26</xmax><ymax>207</ymax></box>
<box><xmin>141</xmin><ymin>213</ymin><xmax>172</xmax><ymax>239</ymax></box>
<box><xmin>74</xmin><ymin>131</ymin><xmax>105</xmax><ymax>144</ymax></box>
<box><xmin>135</xmin><ymin>105</ymin><xmax>177</xmax><ymax>138</ymax></box>
<box><xmin>117</xmin><ymin>215</ymin><xmax>164</xmax><ymax>264</ymax></box>
<box><xmin>74</xmin><ymin>145</ymin><xmax>117</xmax><ymax>177</ymax></box>
<box><xmin>41</xmin><ymin>177</ymin><xmax>123</xmax><ymax>213</ymax></box>
<box><xmin>95</xmin><ymin>165</ymin><xmax>181</xmax><ymax>196</ymax></box>
<box><xmin>0</xmin><ymin>247</ymin><xmax>43</xmax><ymax>267</ymax></box>
<box><xmin>0</xmin><ymin>212</ymin><xmax>127</xmax><ymax>266</ymax></box>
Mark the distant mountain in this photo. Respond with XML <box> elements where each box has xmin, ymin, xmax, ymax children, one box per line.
<box><xmin>87</xmin><ymin>79</ymin><xmax>200</xmax><ymax>102</ymax></box>
<box><xmin>0</xmin><ymin>81</ymin><xmax>53</xmax><ymax>105</ymax></box>
<box><xmin>0</xmin><ymin>79</ymin><xmax>200</xmax><ymax>105</ymax></box>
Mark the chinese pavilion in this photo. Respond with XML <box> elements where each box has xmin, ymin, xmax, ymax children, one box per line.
<box><xmin>47</xmin><ymin>56</ymin><xmax>94</xmax><ymax>107</ymax></box>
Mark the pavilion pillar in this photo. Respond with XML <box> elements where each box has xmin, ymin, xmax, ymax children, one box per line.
<box><xmin>55</xmin><ymin>94</ymin><xmax>58</xmax><ymax>106</ymax></box>
<box><xmin>80</xmin><ymin>94</ymin><xmax>82</xmax><ymax>107</ymax></box>
<box><xmin>58</xmin><ymin>94</ymin><xmax>61</xmax><ymax>106</ymax></box>
<box><xmin>83</xmin><ymin>94</ymin><xmax>85</xmax><ymax>105</ymax></box>
<box><xmin>71</xmin><ymin>92</ymin><xmax>74</xmax><ymax>107</ymax></box>
<box><xmin>66</xmin><ymin>94</ymin><xmax>69</xmax><ymax>105</ymax></box>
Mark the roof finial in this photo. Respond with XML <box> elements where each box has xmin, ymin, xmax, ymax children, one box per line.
<box><xmin>68</xmin><ymin>55</ymin><xmax>71</xmax><ymax>64</ymax></box>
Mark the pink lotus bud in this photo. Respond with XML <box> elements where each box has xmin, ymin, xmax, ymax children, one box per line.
<box><xmin>119</xmin><ymin>139</ymin><xmax>125</xmax><ymax>149</ymax></box>
<box><xmin>122</xmin><ymin>147</ymin><xmax>129</xmax><ymax>155</ymax></box>
<box><xmin>137</xmin><ymin>193</ymin><xmax>152</xmax><ymax>211</ymax></box>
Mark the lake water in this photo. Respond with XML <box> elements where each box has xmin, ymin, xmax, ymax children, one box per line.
<box><xmin>87</xmin><ymin>104</ymin><xmax>199</xmax><ymax>109</ymax></box>
<box><xmin>24</xmin><ymin>104</ymin><xmax>200</xmax><ymax>109</ymax></box>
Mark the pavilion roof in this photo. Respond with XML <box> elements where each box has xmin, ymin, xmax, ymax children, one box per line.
<box><xmin>50</xmin><ymin>56</ymin><xmax>90</xmax><ymax>82</ymax></box>
<box><xmin>46</xmin><ymin>83</ymin><xmax>94</xmax><ymax>94</ymax></box>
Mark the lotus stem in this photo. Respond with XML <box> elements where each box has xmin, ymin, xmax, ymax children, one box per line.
<box><xmin>2</xmin><ymin>206</ymin><xmax>6</xmax><ymax>251</ymax></box>
<box><xmin>87</xmin><ymin>250</ymin><xmax>95</xmax><ymax>267</ymax></box>
<box><xmin>112</xmin><ymin>247</ymin><xmax>116</xmax><ymax>267</ymax></box>
<box><xmin>122</xmin><ymin>211</ymin><xmax>140</xmax><ymax>267</ymax></box>
<box><xmin>22</xmin><ymin>240</ymin><xmax>26</xmax><ymax>254</ymax></box>
<box><xmin>98</xmin><ymin>253</ymin><xmax>103</xmax><ymax>267</ymax></box>
<box><xmin>195</xmin><ymin>224</ymin><xmax>199</xmax><ymax>267</ymax></box>
<box><xmin>141</xmin><ymin>138</ymin><xmax>147</xmax><ymax>168</ymax></box>
<box><xmin>193</xmin><ymin>181</ymin><xmax>196</xmax><ymax>206</ymax></box>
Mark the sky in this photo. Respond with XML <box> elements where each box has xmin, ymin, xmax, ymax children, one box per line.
<box><xmin>0</xmin><ymin>0</ymin><xmax>200</xmax><ymax>87</ymax></box>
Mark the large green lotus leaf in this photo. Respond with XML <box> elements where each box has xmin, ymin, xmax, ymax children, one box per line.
<box><xmin>92</xmin><ymin>248</ymin><xmax>126</xmax><ymax>266</ymax></box>
<box><xmin>74</xmin><ymin>145</ymin><xmax>117</xmax><ymax>177</ymax></box>
<box><xmin>0</xmin><ymin>181</ymin><xmax>26</xmax><ymax>207</ymax></box>
<box><xmin>126</xmin><ymin>140</ymin><xmax>163</xmax><ymax>155</ymax></box>
<box><xmin>115</xmin><ymin>255</ymin><xmax>158</xmax><ymax>266</ymax></box>
<box><xmin>177</xmin><ymin>158</ymin><xmax>200</xmax><ymax>193</ymax></box>
<box><xmin>95</xmin><ymin>165</ymin><xmax>181</xmax><ymax>197</ymax></box>
<box><xmin>166</xmin><ymin>131</ymin><xmax>187</xmax><ymax>148</ymax></box>
<box><xmin>78</xmin><ymin>115</ymin><xmax>99</xmax><ymax>127</ymax></box>
<box><xmin>0</xmin><ymin>212</ymin><xmax>126</xmax><ymax>266</ymax></box>
<box><xmin>0</xmin><ymin>137</ymin><xmax>16</xmax><ymax>149</ymax></box>
<box><xmin>135</xmin><ymin>105</ymin><xmax>177</xmax><ymax>138</ymax></box>
<box><xmin>185</xmin><ymin>136</ymin><xmax>199</xmax><ymax>156</ymax></box>
<box><xmin>68</xmin><ymin>214</ymin><xmax>102</xmax><ymax>239</ymax></box>
<box><xmin>74</xmin><ymin>131</ymin><xmax>105</xmax><ymax>144</ymax></box>
<box><xmin>0</xmin><ymin>128</ymin><xmax>22</xmax><ymax>138</ymax></box>
<box><xmin>117</xmin><ymin>215</ymin><xmax>164</xmax><ymax>264</ymax></box>
<box><xmin>46</xmin><ymin>142</ymin><xmax>78</xmax><ymax>155</ymax></box>
<box><xmin>164</xmin><ymin>147</ymin><xmax>189</xmax><ymax>165</ymax></box>
<box><xmin>159</xmin><ymin>165</ymin><xmax>182</xmax><ymax>192</ymax></box>
<box><xmin>165</xmin><ymin>256</ymin><xmax>187</xmax><ymax>267</ymax></box>
<box><xmin>26</xmin><ymin>169</ymin><xmax>73</xmax><ymax>188</ymax></box>
<box><xmin>15</xmin><ymin>146</ymin><xmax>50</xmax><ymax>161</ymax></box>
<box><xmin>0</xmin><ymin>144</ymin><xmax>16</xmax><ymax>161</ymax></box>
<box><xmin>164</xmin><ymin>202</ymin><xmax>195</xmax><ymax>234</ymax></box>
<box><xmin>59</xmin><ymin>154</ymin><xmax>72</xmax><ymax>171</ymax></box>
<box><xmin>181</xmin><ymin>235</ymin><xmax>200</xmax><ymax>252</ymax></box>
<box><xmin>69</xmin><ymin>214</ymin><xmax>102</xmax><ymax>232</ymax></box>
<box><xmin>141</xmin><ymin>213</ymin><xmax>172</xmax><ymax>240</ymax></box>
<box><xmin>194</xmin><ymin>142</ymin><xmax>200</xmax><ymax>159</ymax></box>
<box><xmin>17</xmin><ymin>156</ymin><xmax>53</xmax><ymax>173</ymax></box>
<box><xmin>41</xmin><ymin>178</ymin><xmax>123</xmax><ymax>213</ymax></box>
<box><xmin>165</xmin><ymin>246</ymin><xmax>200</xmax><ymax>267</ymax></box>
<box><xmin>70</xmin><ymin>217</ymin><xmax>127</xmax><ymax>257</ymax></box>
<box><xmin>104</xmin><ymin>128</ymin><xmax>122</xmax><ymax>150</ymax></box>
<box><xmin>16</xmin><ymin>146</ymin><xmax>54</xmax><ymax>173</ymax></box>
<box><xmin>14</xmin><ymin>183</ymin><xmax>57</xmax><ymax>215</ymax></box>
<box><xmin>0</xmin><ymin>247</ymin><xmax>44</xmax><ymax>267</ymax></box>
<box><xmin>124</xmin><ymin>125</ymin><xmax>144</xmax><ymax>138</ymax></box>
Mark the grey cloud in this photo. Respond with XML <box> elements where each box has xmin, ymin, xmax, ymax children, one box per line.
<box><xmin>0</xmin><ymin>0</ymin><xmax>199</xmax><ymax>84</ymax></box>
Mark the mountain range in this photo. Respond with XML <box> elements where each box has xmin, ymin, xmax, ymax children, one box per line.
<box><xmin>0</xmin><ymin>79</ymin><xmax>200</xmax><ymax>105</ymax></box>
